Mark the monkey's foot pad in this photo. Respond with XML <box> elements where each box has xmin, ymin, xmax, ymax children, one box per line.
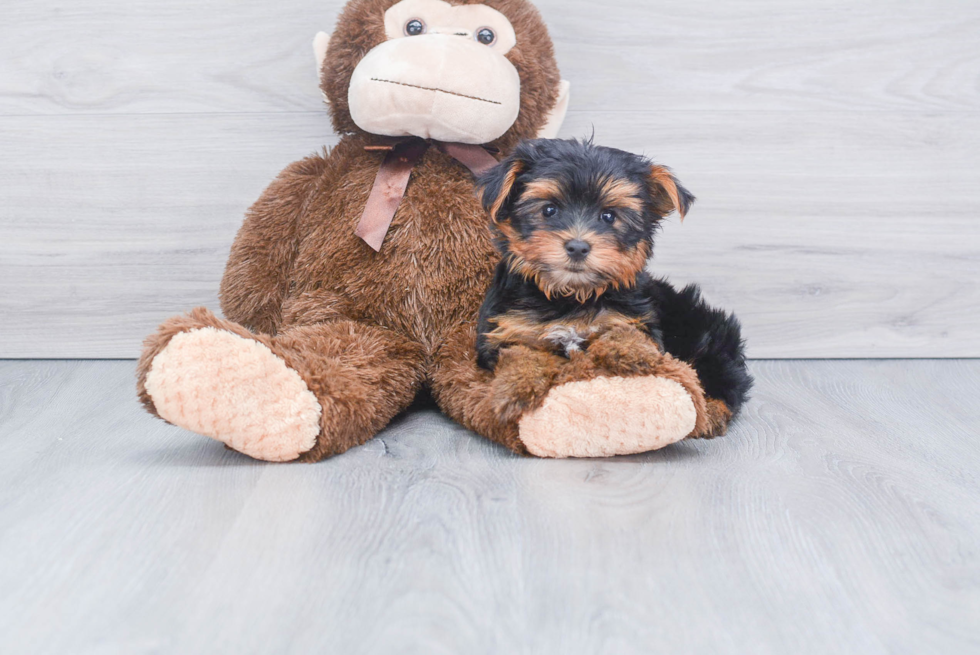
<box><xmin>144</xmin><ymin>328</ymin><xmax>322</xmax><ymax>462</ymax></box>
<box><xmin>519</xmin><ymin>375</ymin><xmax>697</xmax><ymax>458</ymax></box>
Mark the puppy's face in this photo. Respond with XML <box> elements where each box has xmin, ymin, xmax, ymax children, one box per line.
<box><xmin>479</xmin><ymin>139</ymin><xmax>695</xmax><ymax>301</ymax></box>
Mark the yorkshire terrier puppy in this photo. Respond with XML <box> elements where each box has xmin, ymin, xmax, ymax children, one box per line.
<box><xmin>476</xmin><ymin>138</ymin><xmax>753</xmax><ymax>423</ymax></box>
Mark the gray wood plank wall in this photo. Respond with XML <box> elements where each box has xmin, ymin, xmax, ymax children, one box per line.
<box><xmin>1</xmin><ymin>0</ymin><xmax>978</xmax><ymax>358</ymax></box>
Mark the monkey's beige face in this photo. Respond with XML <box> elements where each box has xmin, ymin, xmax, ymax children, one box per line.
<box><xmin>348</xmin><ymin>0</ymin><xmax>522</xmax><ymax>144</ymax></box>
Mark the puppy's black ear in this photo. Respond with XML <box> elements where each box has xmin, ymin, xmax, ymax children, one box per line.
<box><xmin>649</xmin><ymin>165</ymin><xmax>696</xmax><ymax>221</ymax></box>
<box><xmin>478</xmin><ymin>156</ymin><xmax>525</xmax><ymax>223</ymax></box>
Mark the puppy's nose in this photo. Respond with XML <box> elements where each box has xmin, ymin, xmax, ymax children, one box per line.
<box><xmin>564</xmin><ymin>239</ymin><xmax>592</xmax><ymax>261</ymax></box>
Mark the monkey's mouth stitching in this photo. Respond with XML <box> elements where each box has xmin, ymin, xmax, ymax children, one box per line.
<box><xmin>370</xmin><ymin>78</ymin><xmax>502</xmax><ymax>105</ymax></box>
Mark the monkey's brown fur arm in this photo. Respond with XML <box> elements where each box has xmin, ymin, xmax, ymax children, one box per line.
<box><xmin>219</xmin><ymin>154</ymin><xmax>329</xmax><ymax>335</ymax></box>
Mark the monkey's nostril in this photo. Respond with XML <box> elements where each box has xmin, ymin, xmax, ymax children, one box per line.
<box><xmin>564</xmin><ymin>239</ymin><xmax>591</xmax><ymax>261</ymax></box>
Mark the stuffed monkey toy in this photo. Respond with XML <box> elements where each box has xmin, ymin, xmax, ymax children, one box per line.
<box><xmin>137</xmin><ymin>0</ymin><xmax>736</xmax><ymax>462</ymax></box>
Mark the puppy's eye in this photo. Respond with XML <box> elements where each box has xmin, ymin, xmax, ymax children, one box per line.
<box><xmin>542</xmin><ymin>204</ymin><xmax>558</xmax><ymax>218</ymax></box>
<box><xmin>600</xmin><ymin>210</ymin><xmax>616</xmax><ymax>224</ymax></box>
<box><xmin>476</xmin><ymin>28</ymin><xmax>496</xmax><ymax>45</ymax></box>
<box><xmin>405</xmin><ymin>19</ymin><xmax>426</xmax><ymax>36</ymax></box>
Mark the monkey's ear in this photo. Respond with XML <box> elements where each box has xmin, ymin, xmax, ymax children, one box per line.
<box><xmin>478</xmin><ymin>157</ymin><xmax>526</xmax><ymax>223</ymax></box>
<box><xmin>649</xmin><ymin>165</ymin><xmax>695</xmax><ymax>221</ymax></box>
<box><xmin>313</xmin><ymin>31</ymin><xmax>331</xmax><ymax>103</ymax></box>
<box><xmin>537</xmin><ymin>80</ymin><xmax>571</xmax><ymax>139</ymax></box>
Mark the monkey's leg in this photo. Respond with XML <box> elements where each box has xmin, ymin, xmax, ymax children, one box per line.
<box><xmin>430</xmin><ymin>323</ymin><xmax>709</xmax><ymax>459</ymax></box>
<box><xmin>429</xmin><ymin>324</ymin><xmax>565</xmax><ymax>455</ymax></box>
<box><xmin>138</xmin><ymin>308</ymin><xmax>423</xmax><ymax>462</ymax></box>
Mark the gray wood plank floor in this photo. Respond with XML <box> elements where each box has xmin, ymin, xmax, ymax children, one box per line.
<box><xmin>1</xmin><ymin>360</ymin><xmax>978</xmax><ymax>654</ymax></box>
<box><xmin>2</xmin><ymin>0</ymin><xmax>979</xmax><ymax>358</ymax></box>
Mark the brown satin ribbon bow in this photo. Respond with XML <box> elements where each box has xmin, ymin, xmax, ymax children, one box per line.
<box><xmin>355</xmin><ymin>138</ymin><xmax>500</xmax><ymax>252</ymax></box>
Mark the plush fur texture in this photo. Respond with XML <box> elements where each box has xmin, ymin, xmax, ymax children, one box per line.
<box><xmin>145</xmin><ymin>328</ymin><xmax>322</xmax><ymax>462</ymax></box>
<box><xmin>139</xmin><ymin>306</ymin><xmax>427</xmax><ymax>462</ymax></box>
<box><xmin>519</xmin><ymin>376</ymin><xmax>697</xmax><ymax>458</ymax></box>
<box><xmin>137</xmin><ymin>0</ymin><xmax>738</xmax><ymax>461</ymax></box>
<box><xmin>475</xmin><ymin>139</ymin><xmax>752</xmax><ymax>439</ymax></box>
<box><xmin>487</xmin><ymin>327</ymin><xmax>711</xmax><ymax>438</ymax></box>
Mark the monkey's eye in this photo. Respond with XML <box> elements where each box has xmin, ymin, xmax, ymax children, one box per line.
<box><xmin>542</xmin><ymin>204</ymin><xmax>558</xmax><ymax>218</ymax></box>
<box><xmin>405</xmin><ymin>19</ymin><xmax>426</xmax><ymax>36</ymax></box>
<box><xmin>476</xmin><ymin>28</ymin><xmax>496</xmax><ymax>45</ymax></box>
<box><xmin>600</xmin><ymin>210</ymin><xmax>616</xmax><ymax>224</ymax></box>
